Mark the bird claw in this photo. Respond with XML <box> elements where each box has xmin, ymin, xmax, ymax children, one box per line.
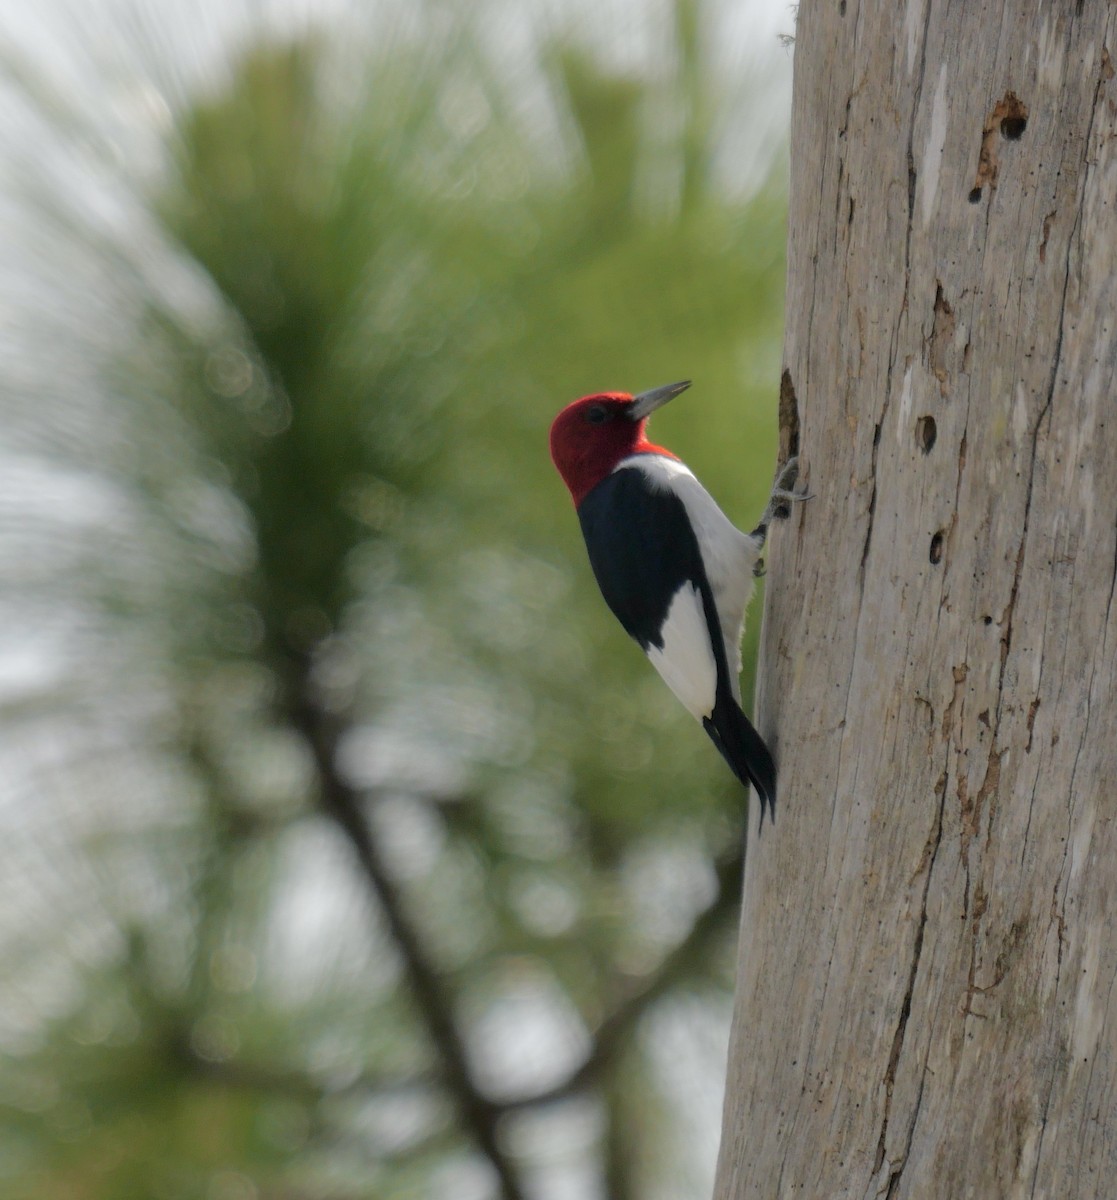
<box><xmin>753</xmin><ymin>557</ymin><xmax>766</xmax><ymax>578</ymax></box>
<box><xmin>774</xmin><ymin>455</ymin><xmax>800</xmax><ymax>492</ymax></box>
<box><xmin>763</xmin><ymin>456</ymin><xmax>811</xmax><ymax>523</ymax></box>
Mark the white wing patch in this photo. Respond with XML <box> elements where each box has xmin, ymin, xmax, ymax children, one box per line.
<box><xmin>645</xmin><ymin>581</ymin><xmax>717</xmax><ymax>721</ymax></box>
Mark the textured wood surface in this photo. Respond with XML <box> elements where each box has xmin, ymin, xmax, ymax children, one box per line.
<box><xmin>715</xmin><ymin>3</ymin><xmax>1117</xmax><ymax>1197</ymax></box>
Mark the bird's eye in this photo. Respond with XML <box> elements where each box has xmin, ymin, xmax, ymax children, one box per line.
<box><xmin>585</xmin><ymin>405</ymin><xmax>609</xmax><ymax>425</ymax></box>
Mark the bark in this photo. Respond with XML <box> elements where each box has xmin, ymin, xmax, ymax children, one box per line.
<box><xmin>715</xmin><ymin>4</ymin><xmax>1117</xmax><ymax>1198</ymax></box>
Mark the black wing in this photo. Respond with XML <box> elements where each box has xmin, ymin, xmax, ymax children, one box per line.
<box><xmin>577</xmin><ymin>465</ymin><xmax>777</xmax><ymax>818</ymax></box>
<box><xmin>576</xmin><ymin>465</ymin><xmax>704</xmax><ymax>652</ymax></box>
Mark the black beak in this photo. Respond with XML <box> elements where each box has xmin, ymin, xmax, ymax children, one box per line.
<box><xmin>628</xmin><ymin>380</ymin><xmax>691</xmax><ymax>420</ymax></box>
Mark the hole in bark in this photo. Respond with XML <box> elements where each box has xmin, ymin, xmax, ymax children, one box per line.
<box><xmin>916</xmin><ymin>415</ymin><xmax>937</xmax><ymax>453</ymax></box>
<box><xmin>779</xmin><ymin>369</ymin><xmax>801</xmax><ymax>460</ymax></box>
<box><xmin>1000</xmin><ymin>115</ymin><xmax>1027</xmax><ymax>139</ymax></box>
<box><xmin>983</xmin><ymin>615</ymin><xmax>993</xmax><ymax>626</ymax></box>
<box><xmin>839</xmin><ymin>0</ymin><xmax>846</xmax><ymax>12</ymax></box>
<box><xmin>930</xmin><ymin>531</ymin><xmax>945</xmax><ymax>564</ymax></box>
<box><xmin>971</xmin><ymin>93</ymin><xmax>1028</xmax><ymax>197</ymax></box>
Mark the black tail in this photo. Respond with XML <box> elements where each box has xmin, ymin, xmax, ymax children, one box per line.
<box><xmin>702</xmin><ymin>693</ymin><xmax>777</xmax><ymax>824</ymax></box>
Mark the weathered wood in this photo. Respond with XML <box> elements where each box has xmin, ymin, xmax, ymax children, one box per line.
<box><xmin>715</xmin><ymin>4</ymin><xmax>1117</xmax><ymax>1197</ymax></box>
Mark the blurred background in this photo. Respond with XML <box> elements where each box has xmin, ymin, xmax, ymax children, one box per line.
<box><xmin>0</xmin><ymin>1</ymin><xmax>792</xmax><ymax>1197</ymax></box>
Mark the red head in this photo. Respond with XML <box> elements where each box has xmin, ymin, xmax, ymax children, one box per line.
<box><xmin>549</xmin><ymin>380</ymin><xmax>690</xmax><ymax>506</ymax></box>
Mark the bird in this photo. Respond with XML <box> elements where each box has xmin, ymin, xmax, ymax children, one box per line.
<box><xmin>548</xmin><ymin>380</ymin><xmax>804</xmax><ymax>823</ymax></box>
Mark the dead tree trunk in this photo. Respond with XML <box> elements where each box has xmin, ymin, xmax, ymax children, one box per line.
<box><xmin>715</xmin><ymin>4</ymin><xmax>1117</xmax><ymax>1197</ymax></box>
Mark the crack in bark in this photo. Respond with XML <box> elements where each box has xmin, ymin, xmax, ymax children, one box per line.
<box><xmin>1019</xmin><ymin>774</ymin><xmax>1043</xmax><ymax>871</ymax></box>
<box><xmin>1025</xmin><ymin>696</ymin><xmax>1041</xmax><ymax>753</ymax></box>
<box><xmin>1028</xmin><ymin>1091</ymin><xmax>1055</xmax><ymax>1200</ymax></box>
<box><xmin>872</xmin><ymin>767</ymin><xmax>946</xmax><ymax>1181</ymax></box>
<box><xmin>859</xmin><ymin>423</ymin><xmax>881</xmax><ymax>582</ymax></box>
<box><xmin>901</xmin><ymin>0</ymin><xmax>933</xmax><ymax>293</ymax></box>
<box><xmin>1049</xmin><ymin>873</ymin><xmax>1068</xmax><ymax>971</ymax></box>
<box><xmin>884</xmin><ymin>1067</ymin><xmax>926</xmax><ymax>1200</ymax></box>
<box><xmin>996</xmin><ymin>348</ymin><xmax>1053</xmax><ymax>718</ymax></box>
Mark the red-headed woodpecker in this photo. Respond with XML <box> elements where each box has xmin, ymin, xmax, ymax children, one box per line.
<box><xmin>549</xmin><ymin>380</ymin><xmax>803</xmax><ymax>822</ymax></box>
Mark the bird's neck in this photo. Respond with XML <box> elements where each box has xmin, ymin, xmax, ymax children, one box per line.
<box><xmin>631</xmin><ymin>437</ymin><xmax>679</xmax><ymax>463</ymax></box>
<box><xmin>570</xmin><ymin>440</ymin><xmax>680</xmax><ymax>508</ymax></box>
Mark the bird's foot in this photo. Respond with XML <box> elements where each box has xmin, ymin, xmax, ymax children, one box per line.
<box><xmin>752</xmin><ymin>557</ymin><xmax>766</xmax><ymax>579</ymax></box>
<box><xmin>758</xmin><ymin>456</ymin><xmax>811</xmax><ymax>527</ymax></box>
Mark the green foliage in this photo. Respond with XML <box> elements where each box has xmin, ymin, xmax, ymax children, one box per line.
<box><xmin>1</xmin><ymin>6</ymin><xmax>786</xmax><ymax>1198</ymax></box>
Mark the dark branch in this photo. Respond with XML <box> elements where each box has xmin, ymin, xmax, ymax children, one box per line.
<box><xmin>288</xmin><ymin>675</ymin><xmax>527</xmax><ymax>1200</ymax></box>
<box><xmin>501</xmin><ymin>846</ymin><xmax>743</xmax><ymax>1110</ymax></box>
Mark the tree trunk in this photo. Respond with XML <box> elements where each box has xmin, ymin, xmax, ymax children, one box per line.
<box><xmin>715</xmin><ymin>4</ymin><xmax>1117</xmax><ymax>1197</ymax></box>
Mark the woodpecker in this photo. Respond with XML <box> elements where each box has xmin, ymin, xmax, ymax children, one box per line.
<box><xmin>549</xmin><ymin>380</ymin><xmax>804</xmax><ymax>822</ymax></box>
